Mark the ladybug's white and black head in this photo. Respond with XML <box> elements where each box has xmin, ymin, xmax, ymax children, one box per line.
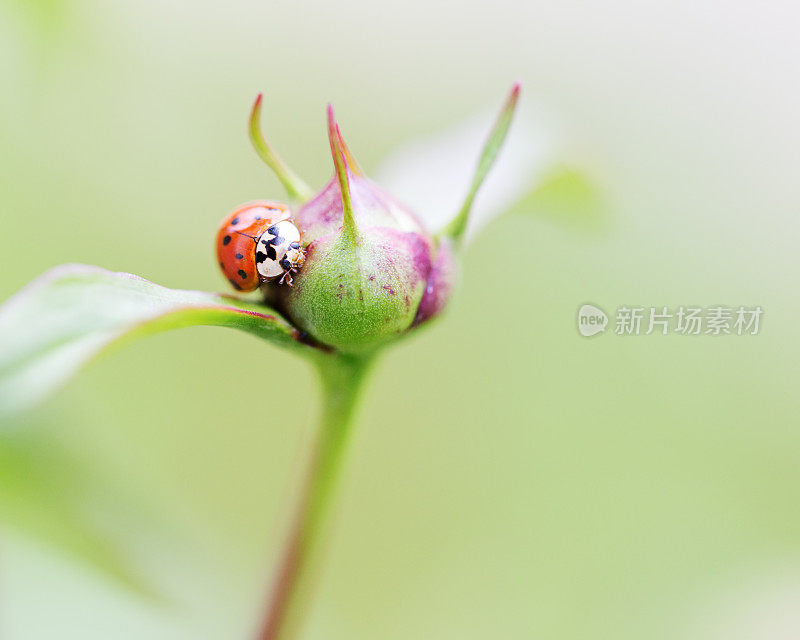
<box><xmin>283</xmin><ymin>246</ymin><xmax>306</xmax><ymax>271</ymax></box>
<box><xmin>255</xmin><ymin>220</ymin><xmax>305</xmax><ymax>281</ymax></box>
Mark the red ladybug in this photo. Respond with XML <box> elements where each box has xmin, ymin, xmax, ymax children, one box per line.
<box><xmin>216</xmin><ymin>201</ymin><xmax>306</xmax><ymax>291</ymax></box>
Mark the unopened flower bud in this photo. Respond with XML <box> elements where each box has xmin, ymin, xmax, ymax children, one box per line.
<box><xmin>245</xmin><ymin>86</ymin><xmax>520</xmax><ymax>352</ymax></box>
<box><xmin>270</xmin><ymin>107</ymin><xmax>446</xmax><ymax>351</ymax></box>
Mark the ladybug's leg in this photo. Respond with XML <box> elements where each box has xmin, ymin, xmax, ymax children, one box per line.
<box><xmin>279</xmin><ymin>270</ymin><xmax>295</xmax><ymax>287</ymax></box>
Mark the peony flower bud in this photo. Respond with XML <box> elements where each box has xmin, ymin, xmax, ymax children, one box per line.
<box><xmin>248</xmin><ymin>86</ymin><xmax>520</xmax><ymax>352</ymax></box>
<box><xmin>269</xmin><ymin>107</ymin><xmax>444</xmax><ymax>351</ymax></box>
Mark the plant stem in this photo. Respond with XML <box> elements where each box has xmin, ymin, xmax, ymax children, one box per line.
<box><xmin>256</xmin><ymin>352</ymin><xmax>374</xmax><ymax>640</ymax></box>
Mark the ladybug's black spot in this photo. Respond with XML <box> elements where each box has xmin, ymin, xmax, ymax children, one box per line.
<box><xmin>235</xmin><ymin>253</ymin><xmax>244</xmax><ymax>260</ymax></box>
<box><xmin>228</xmin><ymin>278</ymin><xmax>242</xmax><ymax>291</ymax></box>
<box><xmin>280</xmin><ymin>258</ymin><xmax>291</xmax><ymax>270</ymax></box>
<box><xmin>223</xmin><ymin>235</ymin><xmax>231</xmax><ymax>245</ymax></box>
<box><xmin>267</xmin><ymin>225</ymin><xmax>278</xmax><ymax>235</ymax></box>
<box><xmin>238</xmin><ymin>269</ymin><xmax>247</xmax><ymax>279</ymax></box>
<box><xmin>231</xmin><ymin>216</ymin><xmax>240</xmax><ymax>225</ymax></box>
<box><xmin>256</xmin><ymin>251</ymin><xmax>267</xmax><ymax>264</ymax></box>
<box><xmin>289</xmin><ymin>241</ymin><xmax>300</xmax><ymax>250</ymax></box>
<box><xmin>265</xmin><ymin>244</ymin><xmax>277</xmax><ymax>260</ymax></box>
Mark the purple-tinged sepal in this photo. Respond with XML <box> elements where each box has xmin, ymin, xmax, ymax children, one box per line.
<box><xmin>413</xmin><ymin>238</ymin><xmax>458</xmax><ymax>327</ymax></box>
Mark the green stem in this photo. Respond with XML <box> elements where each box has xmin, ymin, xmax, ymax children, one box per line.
<box><xmin>256</xmin><ymin>352</ymin><xmax>374</xmax><ymax>640</ymax></box>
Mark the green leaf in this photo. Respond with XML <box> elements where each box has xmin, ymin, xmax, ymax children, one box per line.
<box><xmin>0</xmin><ymin>435</ymin><xmax>161</xmax><ymax>598</ymax></box>
<box><xmin>507</xmin><ymin>165</ymin><xmax>610</xmax><ymax>234</ymax></box>
<box><xmin>0</xmin><ymin>264</ymin><xmax>320</xmax><ymax>418</ymax></box>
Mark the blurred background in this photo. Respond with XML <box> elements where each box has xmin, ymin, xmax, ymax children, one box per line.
<box><xmin>1</xmin><ymin>0</ymin><xmax>799</xmax><ymax>638</ymax></box>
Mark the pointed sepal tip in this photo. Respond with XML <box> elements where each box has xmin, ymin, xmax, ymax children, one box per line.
<box><xmin>326</xmin><ymin>103</ymin><xmax>359</xmax><ymax>241</ymax></box>
<box><xmin>440</xmin><ymin>82</ymin><xmax>522</xmax><ymax>244</ymax></box>
<box><xmin>249</xmin><ymin>92</ymin><xmax>313</xmax><ymax>204</ymax></box>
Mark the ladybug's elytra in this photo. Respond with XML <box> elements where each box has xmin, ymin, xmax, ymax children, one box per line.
<box><xmin>216</xmin><ymin>201</ymin><xmax>306</xmax><ymax>291</ymax></box>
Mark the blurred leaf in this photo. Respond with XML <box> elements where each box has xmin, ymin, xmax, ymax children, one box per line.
<box><xmin>6</xmin><ymin>0</ymin><xmax>69</xmax><ymax>32</ymax></box>
<box><xmin>508</xmin><ymin>165</ymin><xmax>610</xmax><ymax>233</ymax></box>
<box><xmin>0</xmin><ymin>264</ymin><xmax>319</xmax><ymax>418</ymax></box>
<box><xmin>3</xmin><ymin>0</ymin><xmax>73</xmax><ymax>62</ymax></box>
<box><xmin>0</xmin><ymin>434</ymin><xmax>160</xmax><ymax>598</ymax></box>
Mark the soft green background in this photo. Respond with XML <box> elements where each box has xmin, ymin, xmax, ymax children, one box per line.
<box><xmin>1</xmin><ymin>1</ymin><xmax>798</xmax><ymax>638</ymax></box>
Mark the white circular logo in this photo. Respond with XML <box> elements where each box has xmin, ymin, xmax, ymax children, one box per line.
<box><xmin>577</xmin><ymin>304</ymin><xmax>608</xmax><ymax>337</ymax></box>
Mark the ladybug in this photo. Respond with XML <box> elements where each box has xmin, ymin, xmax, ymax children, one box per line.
<box><xmin>216</xmin><ymin>200</ymin><xmax>306</xmax><ymax>291</ymax></box>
